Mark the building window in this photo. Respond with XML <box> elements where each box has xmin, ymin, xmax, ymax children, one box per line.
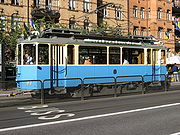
<box><xmin>11</xmin><ymin>0</ymin><xmax>19</xmax><ymax>5</ymax></box>
<box><xmin>0</xmin><ymin>0</ymin><xmax>4</xmax><ymax>3</ymax></box>
<box><xmin>158</xmin><ymin>27</ymin><xmax>163</xmax><ymax>38</ymax></box>
<box><xmin>83</xmin><ymin>0</ymin><xmax>89</xmax><ymax>12</ymax></box>
<box><xmin>133</xmin><ymin>6</ymin><xmax>138</xmax><ymax>18</ymax></box>
<box><xmin>0</xmin><ymin>16</ymin><xmax>6</xmax><ymax>31</ymax></box>
<box><xmin>84</xmin><ymin>19</ymin><xmax>89</xmax><ymax>31</ymax></box>
<box><xmin>115</xmin><ymin>7</ymin><xmax>122</xmax><ymax>20</ymax></box>
<box><xmin>103</xmin><ymin>7</ymin><xmax>108</xmax><ymax>18</ymax></box>
<box><xmin>140</xmin><ymin>7</ymin><xmax>145</xmax><ymax>19</ymax></box>
<box><xmin>34</xmin><ymin>0</ymin><xmax>40</xmax><ymax>8</ymax></box>
<box><xmin>46</xmin><ymin>0</ymin><xmax>52</xmax><ymax>9</ymax></box>
<box><xmin>133</xmin><ymin>26</ymin><xmax>138</xmax><ymax>35</ymax></box>
<box><xmin>148</xmin><ymin>8</ymin><xmax>151</xmax><ymax>19</ymax></box>
<box><xmin>157</xmin><ymin>8</ymin><xmax>162</xmax><ymax>19</ymax></box>
<box><xmin>165</xmin><ymin>29</ymin><xmax>171</xmax><ymax>39</ymax></box>
<box><xmin>141</xmin><ymin>27</ymin><xmax>146</xmax><ymax>36</ymax></box>
<box><xmin>69</xmin><ymin>17</ymin><xmax>76</xmax><ymax>29</ymax></box>
<box><xmin>11</xmin><ymin>15</ymin><xmax>20</xmax><ymax>31</ymax></box>
<box><xmin>166</xmin><ymin>10</ymin><xmax>171</xmax><ymax>21</ymax></box>
<box><xmin>69</xmin><ymin>0</ymin><xmax>76</xmax><ymax>10</ymax></box>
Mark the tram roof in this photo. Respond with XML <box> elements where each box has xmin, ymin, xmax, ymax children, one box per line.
<box><xmin>18</xmin><ymin>37</ymin><xmax>166</xmax><ymax>49</ymax></box>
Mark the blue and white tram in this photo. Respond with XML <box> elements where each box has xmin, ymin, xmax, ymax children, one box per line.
<box><xmin>16</xmin><ymin>29</ymin><xmax>167</xmax><ymax>96</ymax></box>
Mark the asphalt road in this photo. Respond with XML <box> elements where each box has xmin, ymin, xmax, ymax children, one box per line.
<box><xmin>1</xmin><ymin>90</ymin><xmax>180</xmax><ymax>135</ymax></box>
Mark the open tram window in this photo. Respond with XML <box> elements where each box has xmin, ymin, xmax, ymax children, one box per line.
<box><xmin>23</xmin><ymin>44</ymin><xmax>36</xmax><ymax>65</ymax></box>
<box><xmin>122</xmin><ymin>48</ymin><xmax>144</xmax><ymax>64</ymax></box>
<box><xmin>38</xmin><ymin>44</ymin><xmax>49</xmax><ymax>65</ymax></box>
<box><xmin>79</xmin><ymin>46</ymin><xmax>107</xmax><ymax>64</ymax></box>
<box><xmin>18</xmin><ymin>45</ymin><xmax>21</xmax><ymax>65</ymax></box>
<box><xmin>109</xmin><ymin>47</ymin><xmax>120</xmax><ymax>64</ymax></box>
<box><xmin>67</xmin><ymin>45</ymin><xmax>75</xmax><ymax>64</ymax></box>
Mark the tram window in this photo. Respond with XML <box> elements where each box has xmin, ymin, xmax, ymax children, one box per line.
<box><xmin>109</xmin><ymin>47</ymin><xmax>120</xmax><ymax>64</ymax></box>
<box><xmin>67</xmin><ymin>45</ymin><xmax>75</xmax><ymax>64</ymax></box>
<box><xmin>23</xmin><ymin>44</ymin><xmax>36</xmax><ymax>65</ymax></box>
<box><xmin>122</xmin><ymin>48</ymin><xmax>144</xmax><ymax>64</ymax></box>
<box><xmin>147</xmin><ymin>49</ymin><xmax>151</xmax><ymax>64</ymax></box>
<box><xmin>79</xmin><ymin>46</ymin><xmax>107</xmax><ymax>64</ymax></box>
<box><xmin>18</xmin><ymin>45</ymin><xmax>21</xmax><ymax>65</ymax></box>
<box><xmin>161</xmin><ymin>50</ymin><xmax>166</xmax><ymax>64</ymax></box>
<box><xmin>38</xmin><ymin>44</ymin><xmax>49</xmax><ymax>64</ymax></box>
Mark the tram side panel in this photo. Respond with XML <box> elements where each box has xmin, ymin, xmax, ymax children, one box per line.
<box><xmin>16</xmin><ymin>66</ymin><xmax>39</xmax><ymax>89</ymax></box>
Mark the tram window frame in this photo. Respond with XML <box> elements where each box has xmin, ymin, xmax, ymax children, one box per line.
<box><xmin>23</xmin><ymin>44</ymin><xmax>36</xmax><ymax>65</ymax></box>
<box><xmin>38</xmin><ymin>44</ymin><xmax>49</xmax><ymax>65</ymax></box>
<box><xmin>109</xmin><ymin>47</ymin><xmax>120</xmax><ymax>64</ymax></box>
<box><xmin>17</xmin><ymin>44</ymin><xmax>21</xmax><ymax>65</ymax></box>
<box><xmin>79</xmin><ymin>46</ymin><xmax>107</xmax><ymax>64</ymax></box>
<box><xmin>122</xmin><ymin>48</ymin><xmax>144</xmax><ymax>64</ymax></box>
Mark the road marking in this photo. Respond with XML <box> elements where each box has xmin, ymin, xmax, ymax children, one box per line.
<box><xmin>38</xmin><ymin>113</ymin><xmax>75</xmax><ymax>120</ymax></box>
<box><xmin>1</xmin><ymin>102</ymin><xmax>180</xmax><ymax>132</ymax></box>
<box><xmin>17</xmin><ymin>105</ymin><xmax>48</xmax><ymax>110</ymax></box>
<box><xmin>25</xmin><ymin>107</ymin><xmax>59</xmax><ymax>113</ymax></box>
<box><xmin>170</xmin><ymin>132</ymin><xmax>180</xmax><ymax>135</ymax></box>
<box><xmin>31</xmin><ymin>110</ymin><xmax>65</xmax><ymax>116</ymax></box>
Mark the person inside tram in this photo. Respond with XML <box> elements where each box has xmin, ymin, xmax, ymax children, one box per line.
<box><xmin>24</xmin><ymin>53</ymin><xmax>33</xmax><ymax>65</ymax></box>
<box><xmin>123</xmin><ymin>58</ymin><xmax>129</xmax><ymax>64</ymax></box>
<box><xmin>84</xmin><ymin>57</ymin><xmax>92</xmax><ymax>64</ymax></box>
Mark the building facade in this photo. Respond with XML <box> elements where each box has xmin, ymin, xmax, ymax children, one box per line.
<box><xmin>129</xmin><ymin>0</ymin><xmax>175</xmax><ymax>52</ymax></box>
<box><xmin>0</xmin><ymin>0</ymin><xmax>128</xmax><ymax>34</ymax></box>
<box><xmin>172</xmin><ymin>0</ymin><xmax>180</xmax><ymax>54</ymax></box>
<box><xmin>0</xmin><ymin>0</ymin><xmax>179</xmax><ymax>52</ymax></box>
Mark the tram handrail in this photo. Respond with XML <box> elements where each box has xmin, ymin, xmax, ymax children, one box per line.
<box><xmin>116</xmin><ymin>75</ymin><xmax>144</xmax><ymax>94</ymax></box>
<box><xmin>83</xmin><ymin>76</ymin><xmax>117</xmax><ymax>97</ymax></box>
<box><xmin>43</xmin><ymin>78</ymin><xmax>84</xmax><ymax>100</ymax></box>
<box><xmin>142</xmin><ymin>74</ymin><xmax>167</xmax><ymax>91</ymax></box>
<box><xmin>16</xmin><ymin>79</ymin><xmax>44</xmax><ymax>104</ymax></box>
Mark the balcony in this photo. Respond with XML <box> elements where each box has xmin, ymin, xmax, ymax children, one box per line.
<box><xmin>31</xmin><ymin>7</ymin><xmax>60</xmax><ymax>21</ymax></box>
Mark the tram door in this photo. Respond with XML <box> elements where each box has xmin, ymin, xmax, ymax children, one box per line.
<box><xmin>50</xmin><ymin>45</ymin><xmax>60</xmax><ymax>89</ymax></box>
<box><xmin>152</xmin><ymin>49</ymin><xmax>159</xmax><ymax>81</ymax></box>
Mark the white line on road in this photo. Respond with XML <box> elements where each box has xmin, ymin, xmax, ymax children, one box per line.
<box><xmin>170</xmin><ymin>132</ymin><xmax>180</xmax><ymax>135</ymax></box>
<box><xmin>1</xmin><ymin>102</ymin><xmax>180</xmax><ymax>132</ymax></box>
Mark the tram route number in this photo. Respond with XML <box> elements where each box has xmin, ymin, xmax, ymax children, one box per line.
<box><xmin>18</xmin><ymin>105</ymin><xmax>75</xmax><ymax>120</ymax></box>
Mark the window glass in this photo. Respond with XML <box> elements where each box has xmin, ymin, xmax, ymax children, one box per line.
<box><xmin>147</xmin><ymin>49</ymin><xmax>151</xmax><ymax>64</ymax></box>
<box><xmin>23</xmin><ymin>44</ymin><xmax>36</xmax><ymax>65</ymax></box>
<box><xmin>109</xmin><ymin>47</ymin><xmax>120</xmax><ymax>64</ymax></box>
<box><xmin>38</xmin><ymin>44</ymin><xmax>49</xmax><ymax>64</ymax></box>
<box><xmin>79</xmin><ymin>46</ymin><xmax>107</xmax><ymax>64</ymax></box>
<box><xmin>122</xmin><ymin>48</ymin><xmax>144</xmax><ymax>64</ymax></box>
<box><xmin>18</xmin><ymin>44</ymin><xmax>21</xmax><ymax>65</ymax></box>
<box><xmin>67</xmin><ymin>45</ymin><xmax>75</xmax><ymax>64</ymax></box>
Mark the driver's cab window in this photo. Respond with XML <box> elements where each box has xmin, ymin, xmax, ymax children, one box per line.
<box><xmin>23</xmin><ymin>44</ymin><xmax>36</xmax><ymax>65</ymax></box>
